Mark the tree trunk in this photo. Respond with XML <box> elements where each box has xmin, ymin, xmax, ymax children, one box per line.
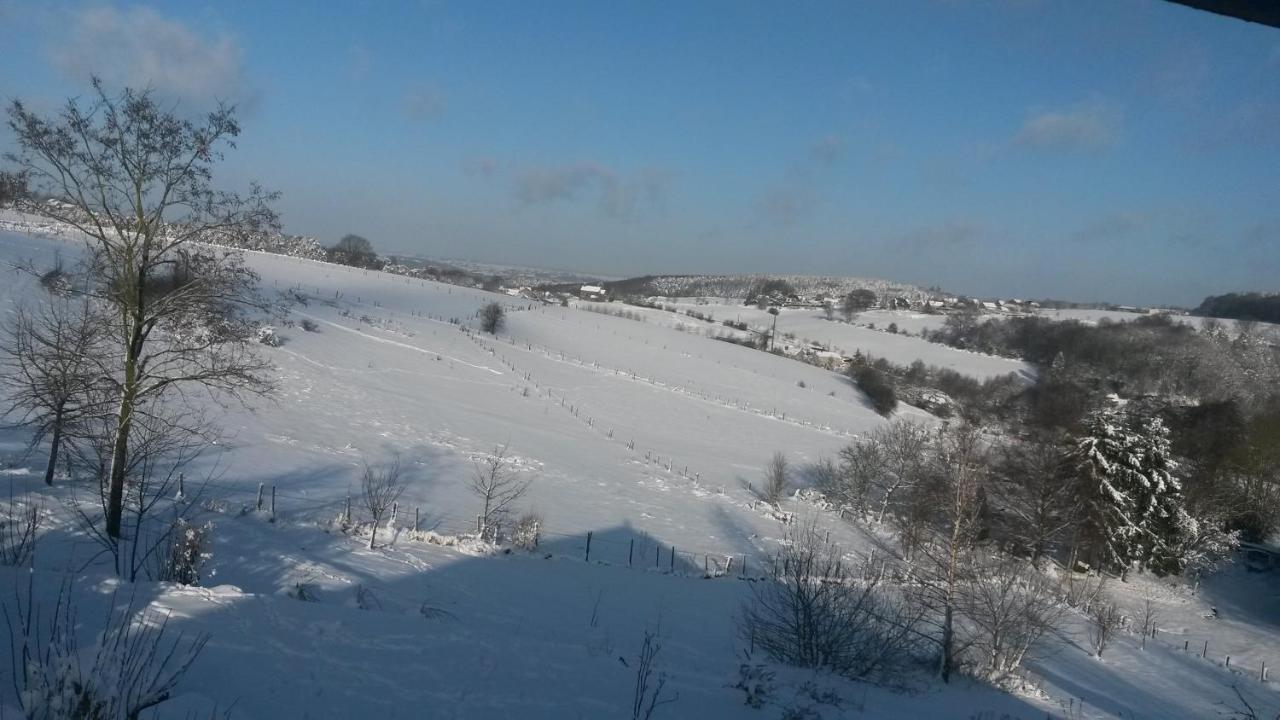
<box><xmin>43</xmin><ymin>406</ymin><xmax>63</xmax><ymax>486</ymax></box>
<box><xmin>106</xmin><ymin>310</ymin><xmax>144</xmax><ymax>540</ymax></box>
<box><xmin>105</xmin><ymin>380</ymin><xmax>137</xmax><ymax>539</ymax></box>
<box><xmin>370</xmin><ymin>515</ymin><xmax>378</xmax><ymax>549</ymax></box>
<box><xmin>940</xmin><ymin>603</ymin><xmax>954</xmax><ymax>683</ymax></box>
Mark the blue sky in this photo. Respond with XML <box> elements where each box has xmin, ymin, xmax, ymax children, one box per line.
<box><xmin>1</xmin><ymin>1</ymin><xmax>1277</xmax><ymax>306</ymax></box>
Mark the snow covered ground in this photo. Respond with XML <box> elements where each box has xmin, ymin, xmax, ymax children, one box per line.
<box><xmin>2</xmin><ymin>227</ymin><xmax>1278</xmax><ymax>718</ymax></box>
<box><xmin>627</xmin><ymin>298</ymin><xmax>1034</xmax><ymax>380</ymax></box>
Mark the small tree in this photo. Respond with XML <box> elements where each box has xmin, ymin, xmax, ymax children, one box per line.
<box><xmin>362</xmin><ymin>457</ymin><xmax>406</xmax><ymax>549</ymax></box>
<box><xmin>841</xmin><ymin>289</ymin><xmax>876</xmax><ymax>321</ymax></box>
<box><xmin>0</xmin><ymin>298</ymin><xmax>107</xmax><ymax>485</ymax></box>
<box><xmin>6</xmin><ymin>80</ymin><xmax>279</xmax><ymax>538</ymax></box>
<box><xmin>0</xmin><ymin>169</ymin><xmax>28</xmax><ymax>205</ymax></box>
<box><xmin>480</xmin><ymin>302</ymin><xmax>505</xmax><ymax>335</ymax></box>
<box><xmin>904</xmin><ymin>421</ymin><xmax>987</xmax><ymax>684</ymax></box>
<box><xmin>851</xmin><ymin>364</ymin><xmax>897</xmax><ymax>416</ymax></box>
<box><xmin>470</xmin><ymin>444</ymin><xmax>530</xmax><ymax>541</ymax></box>
<box><xmin>992</xmin><ymin>434</ymin><xmax>1077</xmax><ymax>566</ymax></box>
<box><xmin>327</xmin><ymin>234</ymin><xmax>379</xmax><ymax>269</ymax></box>
<box><xmin>1090</xmin><ymin>601</ymin><xmax>1123</xmax><ymax>658</ymax></box>
<box><xmin>739</xmin><ymin>520</ymin><xmax>922</xmax><ymax>681</ymax></box>
<box><xmin>1073</xmin><ymin>405</ymin><xmax>1186</xmax><ymax>576</ymax></box>
<box><xmin>962</xmin><ymin>556</ymin><xmax>1068</xmax><ymax>680</ymax></box>
<box><xmin>762</xmin><ymin>452</ymin><xmax>789</xmax><ymax>505</ymax></box>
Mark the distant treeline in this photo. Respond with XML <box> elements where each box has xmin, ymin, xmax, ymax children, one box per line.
<box><xmin>1194</xmin><ymin>292</ymin><xmax>1280</xmax><ymax>324</ymax></box>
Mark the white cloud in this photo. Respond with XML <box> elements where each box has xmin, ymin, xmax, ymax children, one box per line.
<box><xmin>514</xmin><ymin>162</ymin><xmax>674</xmax><ymax>218</ymax></box>
<box><xmin>1013</xmin><ymin>102</ymin><xmax>1120</xmax><ymax>149</ymax></box>
<box><xmin>50</xmin><ymin>5</ymin><xmax>248</xmax><ymax>107</ymax></box>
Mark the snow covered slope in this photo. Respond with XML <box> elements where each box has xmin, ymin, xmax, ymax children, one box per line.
<box><xmin>1</xmin><ymin>228</ymin><xmax>1277</xmax><ymax>719</ymax></box>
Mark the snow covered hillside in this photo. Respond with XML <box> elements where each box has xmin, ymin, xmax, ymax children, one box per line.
<box><xmin>2</xmin><ymin>228</ymin><xmax>1278</xmax><ymax>719</ymax></box>
<box><xmin>649</xmin><ymin>298</ymin><xmax>1033</xmax><ymax>380</ymax></box>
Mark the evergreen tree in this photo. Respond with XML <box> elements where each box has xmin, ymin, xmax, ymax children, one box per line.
<box><xmin>1074</xmin><ymin>402</ymin><xmax>1183</xmax><ymax>575</ymax></box>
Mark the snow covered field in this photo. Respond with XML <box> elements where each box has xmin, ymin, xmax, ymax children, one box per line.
<box><xmin>2</xmin><ymin>227</ymin><xmax>1278</xmax><ymax>718</ymax></box>
<box><xmin>633</xmin><ymin>298</ymin><xmax>1034</xmax><ymax>380</ymax></box>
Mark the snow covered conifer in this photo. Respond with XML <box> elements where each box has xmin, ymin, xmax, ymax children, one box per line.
<box><xmin>1074</xmin><ymin>401</ymin><xmax>1186</xmax><ymax>576</ymax></box>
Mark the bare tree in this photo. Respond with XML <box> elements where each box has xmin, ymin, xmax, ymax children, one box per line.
<box><xmin>6</xmin><ymin>79</ymin><xmax>278</xmax><ymax>538</ymax></box>
<box><xmin>762</xmin><ymin>452</ymin><xmax>789</xmax><ymax>506</ymax></box>
<box><xmin>832</xmin><ymin>439</ymin><xmax>884</xmax><ymax>515</ymax></box>
<box><xmin>740</xmin><ymin>519</ymin><xmax>924</xmax><ymax>681</ymax></box>
<box><xmin>962</xmin><ymin>556</ymin><xmax>1068</xmax><ymax>680</ymax></box>
<box><xmin>480</xmin><ymin>302</ymin><xmax>505</xmax><ymax>334</ymax></box>
<box><xmin>1090</xmin><ymin>601</ymin><xmax>1124</xmax><ymax>658</ymax></box>
<box><xmin>67</xmin><ymin>399</ymin><xmax>215</xmax><ymax>580</ymax></box>
<box><xmin>991</xmin><ymin>433</ymin><xmax>1077</xmax><ymax>566</ymax></box>
<box><xmin>1138</xmin><ymin>593</ymin><xmax>1161</xmax><ymax>639</ymax></box>
<box><xmin>903</xmin><ymin>421</ymin><xmax>987</xmax><ymax>684</ymax></box>
<box><xmin>0</xmin><ymin>297</ymin><xmax>107</xmax><ymax>485</ymax></box>
<box><xmin>362</xmin><ymin>457</ymin><xmax>406</xmax><ymax>549</ymax></box>
<box><xmin>470</xmin><ymin>444</ymin><xmax>531</xmax><ymax>541</ymax></box>
<box><xmin>868</xmin><ymin>420</ymin><xmax>932</xmax><ymax>523</ymax></box>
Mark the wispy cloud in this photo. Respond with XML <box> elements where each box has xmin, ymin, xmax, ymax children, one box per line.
<box><xmin>463</xmin><ymin>157</ymin><xmax>501</xmax><ymax>178</ymax></box>
<box><xmin>1073</xmin><ymin>211</ymin><xmax>1147</xmax><ymax>243</ymax></box>
<box><xmin>50</xmin><ymin>5</ymin><xmax>248</xmax><ymax>107</ymax></box>
<box><xmin>756</xmin><ymin>133</ymin><xmax>847</xmax><ymax>226</ymax></box>
<box><xmin>402</xmin><ymin>86</ymin><xmax>445</xmax><ymax>123</ymax></box>
<box><xmin>897</xmin><ymin>219</ymin><xmax>984</xmax><ymax>251</ymax></box>
<box><xmin>1013</xmin><ymin>102</ymin><xmax>1120</xmax><ymax>149</ymax></box>
<box><xmin>809</xmin><ymin>134</ymin><xmax>847</xmax><ymax>167</ymax></box>
<box><xmin>514</xmin><ymin>162</ymin><xmax>674</xmax><ymax>218</ymax></box>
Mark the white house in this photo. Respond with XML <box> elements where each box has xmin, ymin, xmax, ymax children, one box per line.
<box><xmin>579</xmin><ymin>285</ymin><xmax>608</xmax><ymax>301</ymax></box>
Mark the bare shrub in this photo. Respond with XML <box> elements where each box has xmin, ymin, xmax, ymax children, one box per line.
<box><xmin>630</xmin><ymin>628</ymin><xmax>678</xmax><ymax>720</ymax></box>
<box><xmin>1062</xmin><ymin>573</ymin><xmax>1106</xmax><ymax>611</ymax></box>
<box><xmin>362</xmin><ymin>457</ymin><xmax>406</xmax><ymax>549</ymax></box>
<box><xmin>1</xmin><ymin>487</ymin><xmax>39</xmax><ymax>567</ymax></box>
<box><xmin>962</xmin><ymin>556</ymin><xmax>1068</xmax><ymax>680</ymax></box>
<box><xmin>1138</xmin><ymin>593</ymin><xmax>1160</xmax><ymax>638</ymax></box>
<box><xmin>739</xmin><ymin>520</ymin><xmax>923</xmax><ymax>682</ymax></box>
<box><xmin>762</xmin><ymin>452</ymin><xmax>789</xmax><ymax>506</ymax></box>
<box><xmin>1090</xmin><ymin>601</ymin><xmax>1124</xmax><ymax>658</ymax></box>
<box><xmin>4</xmin><ymin>579</ymin><xmax>209</xmax><ymax>719</ymax></box>
<box><xmin>511</xmin><ymin>511</ymin><xmax>542</xmax><ymax>550</ymax></box>
<box><xmin>149</xmin><ymin>518</ymin><xmax>209</xmax><ymax>586</ymax></box>
<box><xmin>470</xmin><ymin>444</ymin><xmax>531</xmax><ymax>541</ymax></box>
<box><xmin>300</xmin><ymin>318</ymin><xmax>319</xmax><ymax>332</ymax></box>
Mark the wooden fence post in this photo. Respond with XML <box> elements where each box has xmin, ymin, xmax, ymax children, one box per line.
<box><xmin>628</xmin><ymin>539</ymin><xmax>634</xmax><ymax>566</ymax></box>
<box><xmin>1203</xmin><ymin>640</ymin><xmax>1208</xmax><ymax>658</ymax></box>
<box><xmin>256</xmin><ymin>483</ymin><xmax>265</xmax><ymax>511</ymax></box>
<box><xmin>270</xmin><ymin>486</ymin><xmax>276</xmax><ymax>521</ymax></box>
<box><xmin>414</xmin><ymin>507</ymin><xmax>420</xmax><ymax>532</ymax></box>
<box><xmin>346</xmin><ymin>495</ymin><xmax>352</xmax><ymax>524</ymax></box>
<box><xmin>585</xmin><ymin>531</ymin><xmax>593</xmax><ymax>562</ymax></box>
<box><xmin>670</xmin><ymin>546</ymin><xmax>676</xmax><ymax>572</ymax></box>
